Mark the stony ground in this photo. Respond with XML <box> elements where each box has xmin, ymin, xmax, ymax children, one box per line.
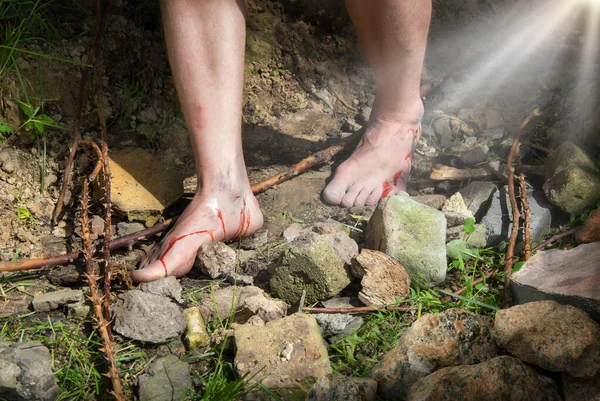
<box><xmin>1</xmin><ymin>0</ymin><xmax>600</xmax><ymax>400</ymax></box>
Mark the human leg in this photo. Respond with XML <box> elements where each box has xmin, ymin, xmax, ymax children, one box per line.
<box><xmin>323</xmin><ymin>0</ymin><xmax>431</xmax><ymax>207</ymax></box>
<box><xmin>132</xmin><ymin>0</ymin><xmax>263</xmax><ymax>283</ymax></box>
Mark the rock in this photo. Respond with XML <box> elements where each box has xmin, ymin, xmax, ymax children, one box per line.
<box><xmin>0</xmin><ymin>342</ymin><xmax>59</xmax><ymax>401</ymax></box>
<box><xmin>315</xmin><ymin>297</ymin><xmax>363</xmax><ymax>338</ymax></box>
<box><xmin>434</xmin><ymin>180</ymin><xmax>452</xmax><ymax>196</ymax></box>
<box><xmin>399</xmin><ymin>309</ymin><xmax>499</xmax><ymax>368</ymax></box>
<box><xmin>366</xmin><ymin>192</ymin><xmax>447</xmax><ymax>287</ymax></box>
<box><xmin>482</xmin><ymin>127</ymin><xmax>505</xmax><ymax>140</ymax></box>
<box><xmin>238</xmin><ymin>229</ymin><xmax>268</xmax><ymax>250</ymax></box>
<box><xmin>407</xmin><ymin>356</ymin><xmax>561</xmax><ymax>401</ymax></box>
<box><xmin>347</xmin><ymin>205</ymin><xmax>376</xmax><ymax>222</ymax></box>
<box><xmin>307</xmin><ymin>374</ymin><xmax>377</xmax><ymax>401</ymax></box>
<box><xmin>560</xmin><ymin>373</ymin><xmax>600</xmax><ymax>401</ymax></box>
<box><xmin>358</xmin><ymin>107</ymin><xmax>372</xmax><ymax>125</ymax></box>
<box><xmin>113</xmin><ymin>290</ymin><xmax>186</xmax><ymax>343</ymax></box>
<box><xmin>344</xmin><ymin>118</ymin><xmax>362</xmax><ymax>132</ymax></box>
<box><xmin>371</xmin><ymin>346</ymin><xmax>434</xmax><ymax>400</ymax></box>
<box><xmin>90</xmin><ymin>215</ymin><xmax>105</xmax><ymax>237</ymax></box>
<box><xmin>485</xmin><ymin>108</ymin><xmax>504</xmax><ymax>129</ymax></box>
<box><xmin>283</xmin><ymin>223</ymin><xmax>307</xmax><ymax>242</ymax></box>
<box><xmin>32</xmin><ymin>289</ymin><xmax>83</xmax><ymax>312</ymax></box>
<box><xmin>183</xmin><ymin>307</ymin><xmax>210</xmax><ymax>349</ymax></box>
<box><xmin>41</xmin><ymin>235</ymin><xmax>67</xmax><ymax>257</ymax></box>
<box><xmin>446</xmin><ymin>224</ymin><xmax>489</xmax><ymax>249</ymax></box>
<box><xmin>442</xmin><ymin>193</ymin><xmax>474</xmax><ymax>227</ymax></box>
<box><xmin>107</xmin><ymin>148</ymin><xmax>184</xmax><ymax>226</ymax></box>
<box><xmin>493</xmin><ymin>300</ymin><xmax>600</xmax><ymax>378</ymax></box>
<box><xmin>481</xmin><ymin>187</ymin><xmax>552</xmax><ymax>246</ymax></box>
<box><xmin>195</xmin><ymin>241</ymin><xmax>237</xmax><ymax>279</ymax></box>
<box><xmin>47</xmin><ymin>264</ymin><xmax>80</xmax><ymax>286</ymax></box>
<box><xmin>138</xmin><ymin>355</ymin><xmax>192</xmax><ymax>401</ymax></box>
<box><xmin>322</xmin><ymin>231</ymin><xmax>359</xmax><ymax>265</ymax></box>
<box><xmin>66</xmin><ymin>299</ymin><xmax>90</xmax><ymax>319</ymax></box>
<box><xmin>234</xmin><ymin>314</ymin><xmax>332</xmax><ymax>399</ymax></box>
<box><xmin>116</xmin><ymin>221</ymin><xmax>145</xmax><ymax>237</ymax></box>
<box><xmin>270</xmin><ymin>231</ymin><xmax>354</xmax><ymax>304</ymax></box>
<box><xmin>137</xmin><ymin>107</ymin><xmax>158</xmax><ymax>124</ymax></box>
<box><xmin>432</xmin><ymin>117</ymin><xmax>453</xmax><ymax>141</ymax></box>
<box><xmin>459</xmin><ymin>144</ymin><xmax>490</xmax><ymax>165</ymax></box>
<box><xmin>311</xmin><ymin>220</ymin><xmax>345</xmax><ymax>235</ymax></box>
<box><xmin>0</xmin><ymin>148</ymin><xmax>21</xmax><ymax>174</ymax></box>
<box><xmin>545</xmin><ymin>142</ymin><xmax>598</xmax><ymax>178</ymax></box>
<box><xmin>543</xmin><ymin>166</ymin><xmax>600</xmax><ymax>216</ymax></box>
<box><xmin>411</xmin><ymin>194</ymin><xmax>446</xmax><ymax>210</ymax></box>
<box><xmin>197</xmin><ymin>285</ymin><xmax>286</xmax><ymax>324</ymax></box>
<box><xmin>576</xmin><ymin>209</ymin><xmax>600</xmax><ymax>243</ymax></box>
<box><xmin>510</xmin><ymin>242</ymin><xmax>600</xmax><ymax>321</ymax></box>
<box><xmin>0</xmin><ymin>298</ymin><xmax>31</xmax><ymax>317</ymax></box>
<box><xmin>457</xmin><ymin>181</ymin><xmax>497</xmax><ymax>220</ymax></box>
<box><xmin>351</xmin><ymin>249</ymin><xmax>411</xmax><ymax>307</ymax></box>
<box><xmin>138</xmin><ymin>276</ymin><xmax>183</xmax><ymax>304</ymax></box>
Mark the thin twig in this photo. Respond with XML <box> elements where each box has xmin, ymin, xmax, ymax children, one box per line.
<box><xmin>79</xmin><ymin>140</ymin><xmax>103</xmax><ymax>181</ymax></box>
<box><xmin>517</xmin><ymin>164</ymin><xmax>531</xmax><ymax>261</ymax></box>
<box><xmin>531</xmin><ymin>227</ymin><xmax>579</xmax><ymax>253</ymax></box>
<box><xmin>521</xmin><ymin>141</ymin><xmax>552</xmax><ymax>154</ymax></box>
<box><xmin>302</xmin><ymin>305</ymin><xmax>420</xmax><ymax>314</ymax></box>
<box><xmin>81</xmin><ymin>179</ymin><xmax>125</xmax><ymax>400</ymax></box>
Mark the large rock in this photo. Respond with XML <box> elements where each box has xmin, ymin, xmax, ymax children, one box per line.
<box><xmin>560</xmin><ymin>372</ymin><xmax>600</xmax><ymax>401</ymax></box>
<box><xmin>107</xmin><ymin>148</ymin><xmax>184</xmax><ymax>226</ymax></box>
<box><xmin>0</xmin><ymin>342</ymin><xmax>59</xmax><ymax>401</ymax></box>
<box><xmin>307</xmin><ymin>374</ymin><xmax>377</xmax><ymax>401</ymax></box>
<box><xmin>510</xmin><ymin>242</ymin><xmax>600</xmax><ymax>321</ymax></box>
<box><xmin>576</xmin><ymin>208</ymin><xmax>600</xmax><ymax>243</ymax></box>
<box><xmin>370</xmin><ymin>346</ymin><xmax>434</xmax><ymax>401</ymax></box>
<box><xmin>112</xmin><ymin>290</ymin><xmax>186</xmax><ymax>343</ymax></box>
<box><xmin>138</xmin><ymin>355</ymin><xmax>192</xmax><ymax>401</ymax></box>
<box><xmin>366</xmin><ymin>192</ymin><xmax>447</xmax><ymax>287</ymax></box>
<box><xmin>194</xmin><ymin>242</ymin><xmax>252</xmax><ymax>283</ymax></box>
<box><xmin>351</xmin><ymin>249</ymin><xmax>411</xmax><ymax>307</ymax></box>
<box><xmin>543</xmin><ymin>142</ymin><xmax>600</xmax><ymax>215</ymax></box>
<box><xmin>407</xmin><ymin>356</ymin><xmax>561</xmax><ymax>401</ymax></box>
<box><xmin>270</xmin><ymin>231</ymin><xmax>356</xmax><ymax>304</ymax></box>
<box><xmin>399</xmin><ymin>309</ymin><xmax>499</xmax><ymax>368</ymax></box>
<box><xmin>234</xmin><ymin>313</ymin><xmax>332</xmax><ymax>400</ymax></box>
<box><xmin>197</xmin><ymin>285</ymin><xmax>286</xmax><ymax>325</ymax></box>
<box><xmin>138</xmin><ymin>276</ymin><xmax>183</xmax><ymax>303</ymax></box>
<box><xmin>32</xmin><ymin>289</ymin><xmax>83</xmax><ymax>312</ymax></box>
<box><xmin>493</xmin><ymin>300</ymin><xmax>600</xmax><ymax>378</ymax></box>
<box><xmin>481</xmin><ymin>187</ymin><xmax>552</xmax><ymax>247</ymax></box>
<box><xmin>457</xmin><ymin>181</ymin><xmax>497</xmax><ymax>220</ymax></box>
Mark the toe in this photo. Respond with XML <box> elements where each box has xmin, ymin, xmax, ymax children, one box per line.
<box><xmin>323</xmin><ymin>179</ymin><xmax>350</xmax><ymax>206</ymax></box>
<box><xmin>131</xmin><ymin>262</ymin><xmax>166</xmax><ymax>283</ymax></box>
<box><xmin>341</xmin><ymin>184</ymin><xmax>362</xmax><ymax>208</ymax></box>
<box><xmin>354</xmin><ymin>186</ymin><xmax>374</xmax><ymax>207</ymax></box>
<box><xmin>366</xmin><ymin>187</ymin><xmax>382</xmax><ymax>206</ymax></box>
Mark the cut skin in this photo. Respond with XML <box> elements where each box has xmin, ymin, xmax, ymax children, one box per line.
<box><xmin>132</xmin><ymin>190</ymin><xmax>263</xmax><ymax>283</ymax></box>
<box><xmin>323</xmin><ymin>117</ymin><xmax>422</xmax><ymax>208</ymax></box>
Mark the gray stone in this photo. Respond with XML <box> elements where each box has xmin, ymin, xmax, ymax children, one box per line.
<box><xmin>138</xmin><ymin>276</ymin><xmax>183</xmax><ymax>304</ymax></box>
<box><xmin>311</xmin><ymin>220</ymin><xmax>345</xmax><ymax>235</ymax></box>
<box><xmin>371</xmin><ymin>346</ymin><xmax>434</xmax><ymax>401</ymax></box>
<box><xmin>238</xmin><ymin>230</ymin><xmax>268</xmax><ymax>250</ymax></box>
<box><xmin>459</xmin><ymin>144</ymin><xmax>490</xmax><ymax>165</ymax></box>
<box><xmin>307</xmin><ymin>374</ymin><xmax>377</xmax><ymax>401</ymax></box>
<box><xmin>411</xmin><ymin>194</ymin><xmax>446</xmax><ymax>210</ymax></box>
<box><xmin>322</xmin><ymin>231</ymin><xmax>359</xmax><ymax>265</ymax></box>
<box><xmin>482</xmin><ymin>127</ymin><xmax>505</xmax><ymax>140</ymax></box>
<box><xmin>0</xmin><ymin>342</ymin><xmax>59</xmax><ymax>401</ymax></box>
<box><xmin>510</xmin><ymin>242</ymin><xmax>600</xmax><ymax>322</ymax></box>
<box><xmin>485</xmin><ymin>108</ymin><xmax>504</xmax><ymax>129</ymax></box>
<box><xmin>315</xmin><ymin>297</ymin><xmax>363</xmax><ymax>338</ymax></box>
<box><xmin>407</xmin><ymin>356</ymin><xmax>561</xmax><ymax>401</ymax></box>
<box><xmin>458</xmin><ymin>181</ymin><xmax>497</xmax><ymax>221</ymax></box>
<box><xmin>344</xmin><ymin>118</ymin><xmax>362</xmax><ymax>132</ymax></box>
<box><xmin>358</xmin><ymin>107</ymin><xmax>372</xmax><ymax>125</ymax></box>
<box><xmin>116</xmin><ymin>221</ymin><xmax>145</xmax><ymax>237</ymax></box>
<box><xmin>270</xmin><ymin>231</ymin><xmax>354</xmax><ymax>304</ymax></box>
<box><xmin>195</xmin><ymin>241</ymin><xmax>237</xmax><ymax>279</ymax></box>
<box><xmin>32</xmin><ymin>289</ymin><xmax>83</xmax><ymax>312</ymax></box>
<box><xmin>66</xmin><ymin>299</ymin><xmax>91</xmax><ymax>319</ymax></box>
<box><xmin>493</xmin><ymin>300</ymin><xmax>600</xmax><ymax>378</ymax></box>
<box><xmin>543</xmin><ymin>166</ymin><xmax>600</xmax><ymax>216</ymax></box>
<box><xmin>545</xmin><ymin>141</ymin><xmax>598</xmax><ymax>178</ymax></box>
<box><xmin>197</xmin><ymin>285</ymin><xmax>286</xmax><ymax>324</ymax></box>
<box><xmin>283</xmin><ymin>223</ymin><xmax>307</xmax><ymax>242</ymax></box>
<box><xmin>137</xmin><ymin>107</ymin><xmax>158</xmax><ymax>125</ymax></box>
<box><xmin>367</xmin><ymin>192</ymin><xmax>447</xmax><ymax>287</ymax></box>
<box><xmin>47</xmin><ymin>265</ymin><xmax>80</xmax><ymax>286</ymax></box>
<box><xmin>41</xmin><ymin>236</ymin><xmax>67</xmax><ymax>257</ymax></box>
<box><xmin>432</xmin><ymin>117</ymin><xmax>453</xmax><ymax>141</ymax></box>
<box><xmin>138</xmin><ymin>355</ymin><xmax>192</xmax><ymax>401</ymax></box>
<box><xmin>446</xmin><ymin>224</ymin><xmax>489</xmax><ymax>249</ymax></box>
<box><xmin>0</xmin><ymin>148</ymin><xmax>21</xmax><ymax>174</ymax></box>
<box><xmin>400</xmin><ymin>309</ymin><xmax>499</xmax><ymax>368</ymax></box>
<box><xmin>113</xmin><ymin>290</ymin><xmax>186</xmax><ymax>343</ymax></box>
<box><xmin>234</xmin><ymin>314</ymin><xmax>332</xmax><ymax>400</ymax></box>
<box><xmin>481</xmin><ymin>187</ymin><xmax>552</xmax><ymax>247</ymax></box>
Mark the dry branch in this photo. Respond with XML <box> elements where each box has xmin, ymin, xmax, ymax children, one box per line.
<box><xmin>302</xmin><ymin>305</ymin><xmax>420</xmax><ymax>314</ymax></box>
<box><xmin>429</xmin><ymin>164</ymin><xmax>494</xmax><ymax>181</ymax></box>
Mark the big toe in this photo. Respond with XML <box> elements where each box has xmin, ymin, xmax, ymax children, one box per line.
<box><xmin>131</xmin><ymin>262</ymin><xmax>165</xmax><ymax>283</ymax></box>
<box><xmin>323</xmin><ymin>177</ymin><xmax>350</xmax><ymax>206</ymax></box>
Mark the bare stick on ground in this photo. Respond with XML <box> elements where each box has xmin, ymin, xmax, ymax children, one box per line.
<box><xmin>302</xmin><ymin>305</ymin><xmax>420</xmax><ymax>314</ymax></box>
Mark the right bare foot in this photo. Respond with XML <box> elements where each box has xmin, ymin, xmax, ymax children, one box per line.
<box><xmin>131</xmin><ymin>189</ymin><xmax>263</xmax><ymax>283</ymax></box>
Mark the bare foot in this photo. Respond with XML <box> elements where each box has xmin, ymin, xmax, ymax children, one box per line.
<box><xmin>131</xmin><ymin>189</ymin><xmax>263</xmax><ymax>283</ymax></box>
<box><xmin>323</xmin><ymin>101</ymin><xmax>424</xmax><ymax>207</ymax></box>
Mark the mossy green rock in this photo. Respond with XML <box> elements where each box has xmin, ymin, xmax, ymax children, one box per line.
<box><xmin>270</xmin><ymin>232</ymin><xmax>354</xmax><ymax>304</ymax></box>
<box><xmin>545</xmin><ymin>142</ymin><xmax>598</xmax><ymax>178</ymax></box>
<box><xmin>366</xmin><ymin>192</ymin><xmax>447</xmax><ymax>287</ymax></box>
<box><xmin>543</xmin><ymin>166</ymin><xmax>600</xmax><ymax>216</ymax></box>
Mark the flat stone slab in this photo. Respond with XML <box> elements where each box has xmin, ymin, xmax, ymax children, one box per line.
<box><xmin>138</xmin><ymin>355</ymin><xmax>192</xmax><ymax>401</ymax></box>
<box><xmin>510</xmin><ymin>242</ymin><xmax>600</xmax><ymax>321</ymax></box>
<box><xmin>32</xmin><ymin>289</ymin><xmax>83</xmax><ymax>312</ymax></box>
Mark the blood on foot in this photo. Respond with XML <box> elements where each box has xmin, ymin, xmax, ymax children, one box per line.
<box><xmin>159</xmin><ymin>229</ymin><xmax>215</xmax><ymax>276</ymax></box>
<box><xmin>217</xmin><ymin>209</ymin><xmax>226</xmax><ymax>238</ymax></box>
<box><xmin>382</xmin><ymin>181</ymin><xmax>393</xmax><ymax>198</ymax></box>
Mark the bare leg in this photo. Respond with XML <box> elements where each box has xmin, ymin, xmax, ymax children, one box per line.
<box><xmin>323</xmin><ymin>0</ymin><xmax>431</xmax><ymax>207</ymax></box>
<box><xmin>132</xmin><ymin>0</ymin><xmax>263</xmax><ymax>282</ymax></box>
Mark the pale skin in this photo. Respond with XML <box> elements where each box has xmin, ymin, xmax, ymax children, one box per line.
<box><xmin>132</xmin><ymin>0</ymin><xmax>431</xmax><ymax>283</ymax></box>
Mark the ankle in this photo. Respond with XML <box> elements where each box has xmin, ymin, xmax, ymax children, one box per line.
<box><xmin>372</xmin><ymin>96</ymin><xmax>424</xmax><ymax>126</ymax></box>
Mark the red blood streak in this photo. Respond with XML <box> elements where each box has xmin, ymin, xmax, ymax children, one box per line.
<box><xmin>243</xmin><ymin>207</ymin><xmax>251</xmax><ymax>237</ymax></box>
<box><xmin>382</xmin><ymin>181</ymin><xmax>393</xmax><ymax>198</ymax></box>
<box><xmin>405</xmin><ymin>151</ymin><xmax>412</xmax><ymax>160</ymax></box>
<box><xmin>159</xmin><ymin>229</ymin><xmax>215</xmax><ymax>276</ymax></box>
<box><xmin>217</xmin><ymin>209</ymin><xmax>226</xmax><ymax>238</ymax></box>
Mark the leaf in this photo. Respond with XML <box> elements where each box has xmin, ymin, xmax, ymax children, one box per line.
<box><xmin>513</xmin><ymin>261</ymin><xmax>526</xmax><ymax>273</ymax></box>
<box><xmin>446</xmin><ymin>239</ymin><xmax>480</xmax><ymax>262</ymax></box>
<box><xmin>463</xmin><ymin>217</ymin><xmax>476</xmax><ymax>234</ymax></box>
<box><xmin>16</xmin><ymin>100</ymin><xmax>34</xmax><ymax>117</ymax></box>
<box><xmin>34</xmin><ymin>120</ymin><xmax>45</xmax><ymax>133</ymax></box>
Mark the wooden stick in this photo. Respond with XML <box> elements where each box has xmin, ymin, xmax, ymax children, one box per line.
<box><xmin>302</xmin><ymin>305</ymin><xmax>420</xmax><ymax>314</ymax></box>
<box><xmin>531</xmin><ymin>227</ymin><xmax>579</xmax><ymax>253</ymax></box>
<box><xmin>79</xmin><ymin>140</ymin><xmax>103</xmax><ymax>181</ymax></box>
<box><xmin>517</xmin><ymin>166</ymin><xmax>531</xmax><ymax>261</ymax></box>
<box><xmin>429</xmin><ymin>164</ymin><xmax>493</xmax><ymax>181</ymax></box>
<box><xmin>521</xmin><ymin>141</ymin><xmax>552</xmax><ymax>154</ymax></box>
